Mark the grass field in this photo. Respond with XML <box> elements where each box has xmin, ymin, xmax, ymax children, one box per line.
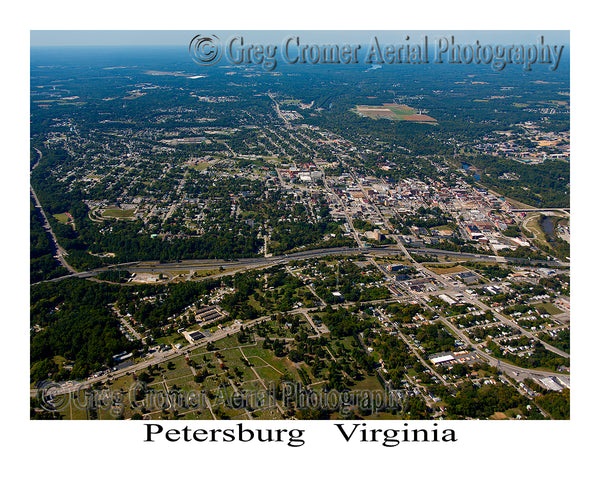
<box><xmin>154</xmin><ymin>331</ymin><xmax>185</xmax><ymax>346</ymax></box>
<box><xmin>431</xmin><ymin>225</ymin><xmax>455</xmax><ymax>233</ymax></box>
<box><xmin>355</xmin><ymin>103</ymin><xmax>436</xmax><ymax>123</ymax></box>
<box><xmin>102</xmin><ymin>208</ymin><xmax>135</xmax><ymax>218</ymax></box>
<box><xmin>52</xmin><ymin>213</ymin><xmax>70</xmax><ymax>224</ymax></box>
<box><xmin>188</xmin><ymin>162</ymin><xmax>210</xmax><ymax>170</ymax></box>
<box><xmin>522</xmin><ymin>214</ymin><xmax>546</xmax><ymax>243</ymax></box>
<box><xmin>533</xmin><ymin>302</ymin><xmax>564</xmax><ymax>315</ymax></box>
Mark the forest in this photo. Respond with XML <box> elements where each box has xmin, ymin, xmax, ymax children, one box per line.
<box><xmin>30</xmin><ymin>279</ymin><xmax>140</xmax><ymax>382</ymax></box>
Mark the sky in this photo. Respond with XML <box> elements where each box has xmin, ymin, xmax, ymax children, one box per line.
<box><xmin>30</xmin><ymin>30</ymin><xmax>570</xmax><ymax>47</ymax></box>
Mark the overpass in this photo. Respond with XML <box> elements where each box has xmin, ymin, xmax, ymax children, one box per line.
<box><xmin>34</xmin><ymin>244</ymin><xmax>569</xmax><ymax>286</ymax></box>
<box><xmin>511</xmin><ymin>208</ymin><xmax>570</xmax><ymax>214</ymax></box>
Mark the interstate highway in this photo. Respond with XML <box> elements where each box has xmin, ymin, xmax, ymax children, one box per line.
<box><xmin>37</xmin><ymin>245</ymin><xmax>568</xmax><ymax>285</ymax></box>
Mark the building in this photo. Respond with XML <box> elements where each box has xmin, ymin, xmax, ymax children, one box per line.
<box><xmin>183</xmin><ymin>330</ymin><xmax>205</xmax><ymax>344</ymax></box>
<box><xmin>366</xmin><ymin>230</ymin><xmax>382</xmax><ymax>241</ymax></box>
<box><xmin>464</xmin><ymin>224</ymin><xmax>484</xmax><ymax>240</ymax></box>
<box><xmin>539</xmin><ymin>377</ymin><xmax>563</xmax><ymax>392</ymax></box>
<box><xmin>387</xmin><ymin>263</ymin><xmax>407</xmax><ymax>273</ymax></box>
<box><xmin>429</xmin><ymin>353</ymin><xmax>455</xmax><ymax>366</ymax></box>
<box><xmin>455</xmin><ymin>271</ymin><xmax>478</xmax><ymax>285</ymax></box>
<box><xmin>196</xmin><ymin>305</ymin><xmax>226</xmax><ymax>324</ymax></box>
<box><xmin>429</xmin><ymin>351</ymin><xmax>479</xmax><ymax>367</ymax></box>
<box><xmin>438</xmin><ymin>294</ymin><xmax>456</xmax><ymax>305</ymax></box>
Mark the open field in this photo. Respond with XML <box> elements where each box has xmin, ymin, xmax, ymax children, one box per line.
<box><xmin>188</xmin><ymin>162</ymin><xmax>210</xmax><ymax>170</ymax></box>
<box><xmin>355</xmin><ymin>103</ymin><xmax>437</xmax><ymax>123</ymax></box>
<box><xmin>533</xmin><ymin>302</ymin><xmax>564</xmax><ymax>315</ymax></box>
<box><xmin>102</xmin><ymin>208</ymin><xmax>135</xmax><ymax>218</ymax></box>
<box><xmin>52</xmin><ymin>213</ymin><xmax>70</xmax><ymax>224</ymax></box>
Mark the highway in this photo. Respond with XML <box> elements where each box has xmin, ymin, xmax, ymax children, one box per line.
<box><xmin>30</xmin><ymin>142</ymin><xmax>570</xmax><ymax>395</ymax></box>
<box><xmin>34</xmin><ymin>244</ymin><xmax>569</xmax><ymax>286</ymax></box>
<box><xmin>405</xmin><ymin>246</ymin><xmax>568</xmax><ymax>267</ymax></box>
<box><xmin>30</xmin><ymin>148</ymin><xmax>77</xmax><ymax>274</ymax></box>
<box><xmin>511</xmin><ymin>208</ymin><xmax>570</xmax><ymax>214</ymax></box>
<box><xmin>398</xmin><ymin>241</ymin><xmax>569</xmax><ymax>360</ymax></box>
<box><xmin>324</xmin><ymin>155</ymin><xmax>570</xmax><ymax>378</ymax></box>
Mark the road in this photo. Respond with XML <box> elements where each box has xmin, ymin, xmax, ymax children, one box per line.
<box><xmin>511</xmin><ymin>208</ymin><xmax>570</xmax><ymax>214</ymax></box>
<box><xmin>268</xmin><ymin>93</ymin><xmax>290</xmax><ymax>128</ymax></box>
<box><xmin>32</xmin><ymin>314</ymin><xmax>272</xmax><ymax>397</ymax></box>
<box><xmin>328</xmin><ymin>153</ymin><xmax>570</xmax><ymax>380</ymax></box>
<box><xmin>33</xmin><ymin>244</ymin><xmax>568</xmax><ymax>286</ymax></box>
<box><xmin>30</xmin><ymin>141</ymin><xmax>569</xmax><ymax>393</ymax></box>
<box><xmin>32</xmin><ymin>235</ymin><xmax>571</xmax><ymax>362</ymax></box>
<box><xmin>376</xmin><ymin>307</ymin><xmax>449</xmax><ymax>386</ymax></box>
<box><xmin>32</xmin><ymin>304</ymin><xmax>334</xmax><ymax>398</ymax></box>
<box><xmin>438</xmin><ymin>314</ymin><xmax>570</xmax><ymax>384</ymax></box>
<box><xmin>30</xmin><ymin>148</ymin><xmax>77</xmax><ymax>274</ymax></box>
<box><xmin>110</xmin><ymin>304</ymin><xmax>144</xmax><ymax>342</ymax></box>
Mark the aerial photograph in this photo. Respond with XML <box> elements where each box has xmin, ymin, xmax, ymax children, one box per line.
<box><xmin>29</xmin><ymin>30</ymin><xmax>571</xmax><ymax>422</ymax></box>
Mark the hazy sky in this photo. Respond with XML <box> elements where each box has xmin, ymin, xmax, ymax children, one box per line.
<box><xmin>31</xmin><ymin>30</ymin><xmax>570</xmax><ymax>47</ymax></box>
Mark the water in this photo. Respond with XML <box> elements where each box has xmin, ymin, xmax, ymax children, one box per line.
<box><xmin>540</xmin><ymin>216</ymin><xmax>555</xmax><ymax>243</ymax></box>
<box><xmin>462</xmin><ymin>163</ymin><xmax>480</xmax><ymax>180</ymax></box>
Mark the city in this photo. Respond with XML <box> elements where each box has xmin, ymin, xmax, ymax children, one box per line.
<box><xmin>30</xmin><ymin>37</ymin><xmax>570</xmax><ymax>421</ymax></box>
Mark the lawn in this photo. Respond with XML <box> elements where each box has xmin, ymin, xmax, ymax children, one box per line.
<box><xmin>52</xmin><ymin>213</ymin><xmax>70</xmax><ymax>224</ymax></box>
<box><xmin>153</xmin><ymin>331</ymin><xmax>185</xmax><ymax>346</ymax></box>
<box><xmin>189</xmin><ymin>162</ymin><xmax>210</xmax><ymax>171</ymax></box>
<box><xmin>102</xmin><ymin>208</ymin><xmax>135</xmax><ymax>218</ymax></box>
<box><xmin>533</xmin><ymin>302</ymin><xmax>564</xmax><ymax>315</ymax></box>
<box><xmin>352</xmin><ymin>374</ymin><xmax>385</xmax><ymax>392</ymax></box>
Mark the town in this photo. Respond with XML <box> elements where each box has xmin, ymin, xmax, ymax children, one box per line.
<box><xmin>30</xmin><ymin>45</ymin><xmax>570</xmax><ymax>421</ymax></box>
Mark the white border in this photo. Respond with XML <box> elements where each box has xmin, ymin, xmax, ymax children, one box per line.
<box><xmin>8</xmin><ymin>1</ymin><xmax>598</xmax><ymax>478</ymax></box>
